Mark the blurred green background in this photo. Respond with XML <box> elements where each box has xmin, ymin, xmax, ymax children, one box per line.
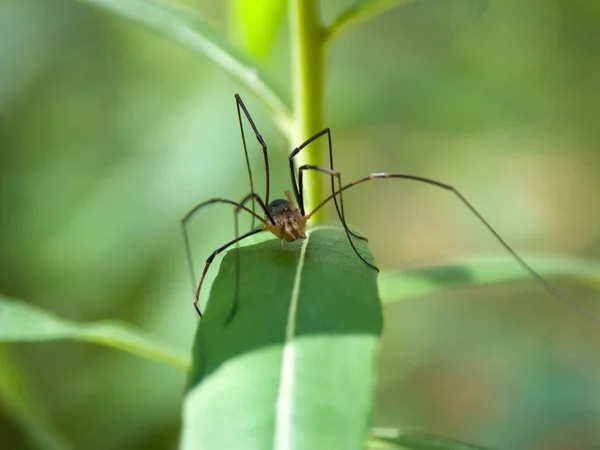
<box><xmin>2</xmin><ymin>0</ymin><xmax>600</xmax><ymax>449</ymax></box>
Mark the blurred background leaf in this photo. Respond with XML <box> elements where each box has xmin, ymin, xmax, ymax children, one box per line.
<box><xmin>325</xmin><ymin>0</ymin><xmax>415</xmax><ymax>42</ymax></box>
<box><xmin>1</xmin><ymin>0</ymin><xmax>600</xmax><ymax>449</ymax></box>
<box><xmin>368</xmin><ymin>427</ymin><xmax>491</xmax><ymax>449</ymax></box>
<box><xmin>0</xmin><ymin>345</ymin><xmax>70</xmax><ymax>450</ymax></box>
<box><xmin>378</xmin><ymin>254</ymin><xmax>600</xmax><ymax>304</ymax></box>
<box><xmin>77</xmin><ymin>0</ymin><xmax>290</xmax><ymax>134</ymax></box>
<box><xmin>229</xmin><ymin>0</ymin><xmax>288</xmax><ymax>60</ymax></box>
<box><xmin>0</xmin><ymin>297</ymin><xmax>188</xmax><ymax>370</ymax></box>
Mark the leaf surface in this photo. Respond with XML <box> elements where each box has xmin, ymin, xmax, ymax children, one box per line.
<box><xmin>182</xmin><ymin>225</ymin><xmax>382</xmax><ymax>450</ymax></box>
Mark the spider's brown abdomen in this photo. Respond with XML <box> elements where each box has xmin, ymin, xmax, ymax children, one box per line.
<box><xmin>267</xmin><ymin>198</ymin><xmax>292</xmax><ymax>217</ymax></box>
<box><xmin>264</xmin><ymin>198</ymin><xmax>307</xmax><ymax>242</ymax></box>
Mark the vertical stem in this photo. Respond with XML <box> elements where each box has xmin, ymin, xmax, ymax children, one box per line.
<box><xmin>289</xmin><ymin>0</ymin><xmax>325</xmax><ymax>222</ymax></box>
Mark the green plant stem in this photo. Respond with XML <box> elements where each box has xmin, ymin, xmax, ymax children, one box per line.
<box><xmin>289</xmin><ymin>0</ymin><xmax>325</xmax><ymax>222</ymax></box>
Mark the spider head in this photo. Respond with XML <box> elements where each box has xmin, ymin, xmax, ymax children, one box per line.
<box><xmin>264</xmin><ymin>191</ymin><xmax>308</xmax><ymax>242</ymax></box>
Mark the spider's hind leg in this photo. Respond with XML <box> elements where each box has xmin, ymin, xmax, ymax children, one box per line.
<box><xmin>288</xmin><ymin>128</ymin><xmax>367</xmax><ymax>242</ymax></box>
<box><xmin>300</xmin><ymin>164</ymin><xmax>379</xmax><ymax>272</ymax></box>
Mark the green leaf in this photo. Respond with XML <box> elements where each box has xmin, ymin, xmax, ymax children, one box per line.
<box><xmin>0</xmin><ymin>345</ymin><xmax>70</xmax><ymax>450</ymax></box>
<box><xmin>75</xmin><ymin>0</ymin><xmax>291</xmax><ymax>137</ymax></box>
<box><xmin>230</xmin><ymin>0</ymin><xmax>288</xmax><ymax>59</ymax></box>
<box><xmin>182</xmin><ymin>225</ymin><xmax>382</xmax><ymax>450</ymax></box>
<box><xmin>368</xmin><ymin>427</ymin><xmax>491</xmax><ymax>450</ymax></box>
<box><xmin>0</xmin><ymin>297</ymin><xmax>189</xmax><ymax>371</ymax></box>
<box><xmin>326</xmin><ymin>0</ymin><xmax>416</xmax><ymax>44</ymax></box>
<box><xmin>378</xmin><ymin>254</ymin><xmax>600</xmax><ymax>303</ymax></box>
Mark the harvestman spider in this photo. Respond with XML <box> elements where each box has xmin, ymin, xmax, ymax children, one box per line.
<box><xmin>182</xmin><ymin>94</ymin><xmax>598</xmax><ymax>324</ymax></box>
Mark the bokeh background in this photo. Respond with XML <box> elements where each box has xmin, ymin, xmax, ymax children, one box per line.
<box><xmin>2</xmin><ymin>0</ymin><xmax>600</xmax><ymax>449</ymax></box>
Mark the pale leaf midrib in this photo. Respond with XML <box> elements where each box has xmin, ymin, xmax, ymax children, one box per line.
<box><xmin>273</xmin><ymin>229</ymin><xmax>312</xmax><ymax>449</ymax></box>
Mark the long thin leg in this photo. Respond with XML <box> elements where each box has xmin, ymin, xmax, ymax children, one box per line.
<box><xmin>188</xmin><ymin>192</ymin><xmax>274</xmax><ymax>318</ymax></box>
<box><xmin>235</xmin><ymin>94</ymin><xmax>271</xmax><ymax>216</ymax></box>
<box><xmin>182</xmin><ymin>198</ymin><xmax>268</xmax><ymax>295</ymax></box>
<box><xmin>309</xmin><ymin>172</ymin><xmax>600</xmax><ymax>324</ymax></box>
<box><xmin>193</xmin><ymin>227</ymin><xmax>264</xmax><ymax>318</ymax></box>
<box><xmin>297</xmin><ymin>159</ymin><xmax>366</xmax><ymax>244</ymax></box>
<box><xmin>228</xmin><ymin>192</ymin><xmax>271</xmax><ymax>322</ymax></box>
<box><xmin>298</xmin><ymin>164</ymin><xmax>377</xmax><ymax>271</ymax></box>
<box><xmin>288</xmin><ymin>129</ymin><xmax>330</xmax><ymax>214</ymax></box>
<box><xmin>288</xmin><ymin>127</ymin><xmax>365</xmax><ymax>241</ymax></box>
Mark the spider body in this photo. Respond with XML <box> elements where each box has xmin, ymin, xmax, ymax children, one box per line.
<box><xmin>264</xmin><ymin>191</ymin><xmax>308</xmax><ymax>247</ymax></box>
